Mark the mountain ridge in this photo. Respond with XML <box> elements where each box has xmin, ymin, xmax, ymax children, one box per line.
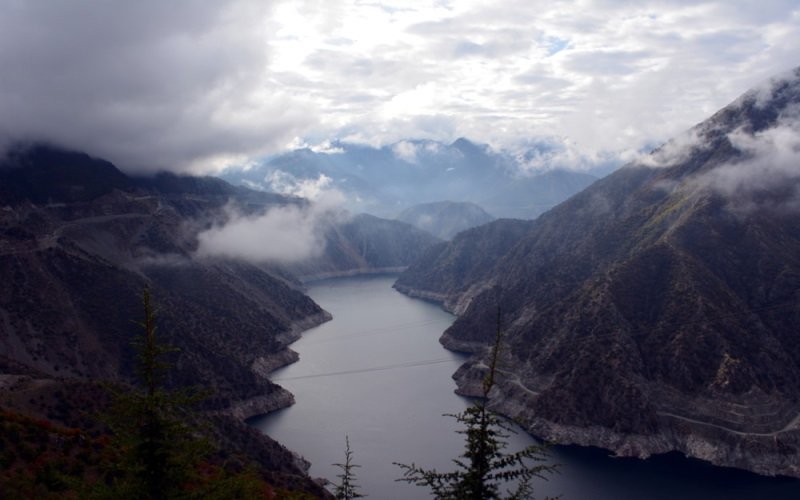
<box><xmin>395</xmin><ymin>67</ymin><xmax>800</xmax><ymax>477</ymax></box>
<box><xmin>395</xmin><ymin>200</ymin><xmax>495</xmax><ymax>240</ymax></box>
<box><xmin>0</xmin><ymin>143</ymin><xmax>439</xmax><ymax>494</ymax></box>
<box><xmin>221</xmin><ymin>138</ymin><xmax>599</xmax><ymax>219</ymax></box>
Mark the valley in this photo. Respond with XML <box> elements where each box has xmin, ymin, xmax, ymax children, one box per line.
<box><xmin>395</xmin><ymin>67</ymin><xmax>800</xmax><ymax>479</ymax></box>
<box><xmin>1</xmin><ymin>64</ymin><xmax>800</xmax><ymax>498</ymax></box>
<box><xmin>252</xmin><ymin>275</ymin><xmax>800</xmax><ymax>499</ymax></box>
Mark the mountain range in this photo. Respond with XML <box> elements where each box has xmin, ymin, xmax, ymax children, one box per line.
<box><xmin>395</xmin><ymin>67</ymin><xmax>800</xmax><ymax>477</ymax></box>
<box><xmin>221</xmin><ymin>138</ymin><xmax>598</xmax><ymax>220</ymax></box>
<box><xmin>0</xmin><ymin>144</ymin><xmax>439</xmax><ymax>494</ymax></box>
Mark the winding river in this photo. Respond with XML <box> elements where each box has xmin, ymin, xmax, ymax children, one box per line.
<box><xmin>249</xmin><ymin>275</ymin><xmax>800</xmax><ymax>499</ymax></box>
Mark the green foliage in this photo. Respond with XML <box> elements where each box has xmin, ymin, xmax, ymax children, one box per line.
<box><xmin>332</xmin><ymin>435</ymin><xmax>365</xmax><ymax>499</ymax></box>
<box><xmin>395</xmin><ymin>314</ymin><xmax>558</xmax><ymax>499</ymax></box>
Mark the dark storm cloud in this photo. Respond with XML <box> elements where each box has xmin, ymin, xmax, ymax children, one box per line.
<box><xmin>0</xmin><ymin>0</ymin><xmax>313</xmax><ymax>173</ymax></box>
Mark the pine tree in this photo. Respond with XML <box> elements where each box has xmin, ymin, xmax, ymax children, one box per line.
<box><xmin>332</xmin><ymin>435</ymin><xmax>365</xmax><ymax>499</ymax></box>
<box><xmin>96</xmin><ymin>287</ymin><xmax>210</xmax><ymax>499</ymax></box>
<box><xmin>395</xmin><ymin>312</ymin><xmax>558</xmax><ymax>499</ymax></box>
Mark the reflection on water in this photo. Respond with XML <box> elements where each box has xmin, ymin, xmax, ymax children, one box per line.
<box><xmin>249</xmin><ymin>275</ymin><xmax>800</xmax><ymax>499</ymax></box>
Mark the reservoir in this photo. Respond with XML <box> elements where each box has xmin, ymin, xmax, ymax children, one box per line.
<box><xmin>249</xmin><ymin>275</ymin><xmax>800</xmax><ymax>499</ymax></box>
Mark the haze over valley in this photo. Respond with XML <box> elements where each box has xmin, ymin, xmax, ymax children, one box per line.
<box><xmin>2</xmin><ymin>1</ymin><xmax>800</xmax><ymax>498</ymax></box>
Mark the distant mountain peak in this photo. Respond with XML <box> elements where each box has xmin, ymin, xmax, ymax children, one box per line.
<box><xmin>221</xmin><ymin>137</ymin><xmax>596</xmax><ymax>220</ymax></box>
<box><xmin>450</xmin><ymin>137</ymin><xmax>486</xmax><ymax>155</ymax></box>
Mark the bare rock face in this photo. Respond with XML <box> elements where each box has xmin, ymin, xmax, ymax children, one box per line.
<box><xmin>397</xmin><ymin>67</ymin><xmax>800</xmax><ymax>477</ymax></box>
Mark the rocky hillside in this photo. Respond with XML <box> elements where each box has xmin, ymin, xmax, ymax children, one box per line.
<box><xmin>0</xmin><ymin>146</ymin><xmax>325</xmax><ymax>408</ymax></box>
<box><xmin>395</xmin><ymin>67</ymin><xmax>800</xmax><ymax>477</ymax></box>
<box><xmin>0</xmin><ymin>144</ymin><xmax>437</xmax><ymax>495</ymax></box>
<box><xmin>396</xmin><ymin>200</ymin><xmax>495</xmax><ymax>240</ymax></box>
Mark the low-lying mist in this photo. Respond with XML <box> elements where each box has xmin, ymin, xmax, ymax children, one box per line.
<box><xmin>195</xmin><ymin>183</ymin><xmax>348</xmax><ymax>264</ymax></box>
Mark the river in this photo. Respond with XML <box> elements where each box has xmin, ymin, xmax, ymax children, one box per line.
<box><xmin>248</xmin><ymin>275</ymin><xmax>800</xmax><ymax>499</ymax></box>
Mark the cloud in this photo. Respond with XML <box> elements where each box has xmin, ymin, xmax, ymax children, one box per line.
<box><xmin>693</xmin><ymin>114</ymin><xmax>800</xmax><ymax>211</ymax></box>
<box><xmin>195</xmin><ymin>189</ymin><xmax>347</xmax><ymax>263</ymax></box>
<box><xmin>635</xmin><ymin>128</ymin><xmax>707</xmax><ymax>168</ymax></box>
<box><xmin>271</xmin><ymin>0</ymin><xmax>800</xmax><ymax>160</ymax></box>
<box><xmin>392</xmin><ymin>141</ymin><xmax>420</xmax><ymax>163</ymax></box>
<box><xmin>1</xmin><ymin>0</ymin><xmax>798</xmax><ymax>174</ymax></box>
<box><xmin>0</xmin><ymin>0</ymin><xmax>314</xmax><ymax>174</ymax></box>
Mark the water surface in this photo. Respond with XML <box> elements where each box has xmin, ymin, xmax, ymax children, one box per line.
<box><xmin>249</xmin><ymin>275</ymin><xmax>800</xmax><ymax>499</ymax></box>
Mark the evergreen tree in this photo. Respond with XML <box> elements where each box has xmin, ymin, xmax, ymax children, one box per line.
<box><xmin>396</xmin><ymin>313</ymin><xmax>558</xmax><ymax>499</ymax></box>
<box><xmin>96</xmin><ymin>287</ymin><xmax>210</xmax><ymax>499</ymax></box>
<box><xmin>332</xmin><ymin>435</ymin><xmax>365</xmax><ymax>499</ymax></box>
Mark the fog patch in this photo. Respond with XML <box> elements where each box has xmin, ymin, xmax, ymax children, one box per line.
<box><xmin>752</xmin><ymin>67</ymin><xmax>800</xmax><ymax>108</ymax></box>
<box><xmin>511</xmin><ymin>138</ymin><xmax>623</xmax><ymax>175</ymax></box>
<box><xmin>267</xmin><ymin>171</ymin><xmax>338</xmax><ymax>201</ymax></box>
<box><xmin>392</xmin><ymin>141</ymin><xmax>420</xmax><ymax>164</ymax></box>
<box><xmin>196</xmin><ymin>183</ymin><xmax>347</xmax><ymax>263</ymax></box>
<box><xmin>693</xmin><ymin>112</ymin><xmax>800</xmax><ymax>212</ymax></box>
<box><xmin>637</xmin><ymin>128</ymin><xmax>706</xmax><ymax>169</ymax></box>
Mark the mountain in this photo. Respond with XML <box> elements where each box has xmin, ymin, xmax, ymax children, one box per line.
<box><xmin>285</xmin><ymin>213</ymin><xmax>442</xmax><ymax>281</ymax></box>
<box><xmin>395</xmin><ymin>67</ymin><xmax>800</xmax><ymax>477</ymax></box>
<box><xmin>0</xmin><ymin>144</ymin><xmax>439</xmax><ymax>494</ymax></box>
<box><xmin>220</xmin><ymin>138</ymin><xmax>598</xmax><ymax>219</ymax></box>
<box><xmin>396</xmin><ymin>201</ymin><xmax>495</xmax><ymax>240</ymax></box>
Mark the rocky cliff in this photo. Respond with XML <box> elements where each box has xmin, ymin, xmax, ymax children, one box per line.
<box><xmin>396</xmin><ymin>67</ymin><xmax>800</xmax><ymax>477</ymax></box>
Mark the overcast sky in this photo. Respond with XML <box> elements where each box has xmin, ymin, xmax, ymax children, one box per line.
<box><xmin>0</xmin><ymin>0</ymin><xmax>797</xmax><ymax>173</ymax></box>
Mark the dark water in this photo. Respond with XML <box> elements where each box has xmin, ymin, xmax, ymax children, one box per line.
<box><xmin>249</xmin><ymin>275</ymin><xmax>800</xmax><ymax>499</ymax></box>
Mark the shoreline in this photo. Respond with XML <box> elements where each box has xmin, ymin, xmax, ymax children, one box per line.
<box><xmin>223</xmin><ymin>311</ymin><xmax>333</xmax><ymax>421</ymax></box>
<box><xmin>232</xmin><ymin>271</ymin><xmax>407</xmax><ymax>422</ymax></box>
<box><xmin>297</xmin><ymin>266</ymin><xmax>407</xmax><ymax>284</ymax></box>
<box><xmin>395</xmin><ymin>284</ymin><xmax>800</xmax><ymax>480</ymax></box>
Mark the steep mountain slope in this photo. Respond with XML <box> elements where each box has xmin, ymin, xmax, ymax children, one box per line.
<box><xmin>0</xmin><ymin>145</ymin><xmax>440</xmax><ymax>494</ymax></box>
<box><xmin>221</xmin><ymin>138</ymin><xmax>597</xmax><ymax>219</ymax></box>
<box><xmin>285</xmin><ymin>213</ymin><xmax>442</xmax><ymax>281</ymax></box>
<box><xmin>395</xmin><ymin>68</ymin><xmax>800</xmax><ymax>476</ymax></box>
<box><xmin>0</xmin><ymin>146</ymin><xmax>325</xmax><ymax>405</ymax></box>
<box><xmin>396</xmin><ymin>201</ymin><xmax>495</xmax><ymax>240</ymax></box>
<box><xmin>1</xmin><ymin>146</ymin><xmax>438</xmax><ymax>390</ymax></box>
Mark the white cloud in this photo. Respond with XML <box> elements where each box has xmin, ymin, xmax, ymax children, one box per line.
<box><xmin>694</xmin><ymin>115</ymin><xmax>800</xmax><ymax>211</ymax></box>
<box><xmin>195</xmin><ymin>191</ymin><xmax>348</xmax><ymax>263</ymax></box>
<box><xmin>1</xmin><ymin>0</ymin><xmax>798</xmax><ymax>172</ymax></box>
<box><xmin>266</xmin><ymin>171</ymin><xmax>348</xmax><ymax>205</ymax></box>
<box><xmin>636</xmin><ymin>128</ymin><xmax>706</xmax><ymax>168</ymax></box>
<box><xmin>0</xmin><ymin>0</ymin><xmax>314</xmax><ymax>173</ymax></box>
<box><xmin>392</xmin><ymin>141</ymin><xmax>420</xmax><ymax>163</ymax></box>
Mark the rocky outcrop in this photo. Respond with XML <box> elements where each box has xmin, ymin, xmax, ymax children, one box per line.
<box><xmin>453</xmin><ymin>359</ymin><xmax>800</xmax><ymax>477</ymax></box>
<box><xmin>222</xmin><ymin>386</ymin><xmax>296</xmax><ymax>421</ymax></box>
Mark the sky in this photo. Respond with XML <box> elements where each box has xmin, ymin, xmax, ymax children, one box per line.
<box><xmin>0</xmin><ymin>0</ymin><xmax>798</xmax><ymax>174</ymax></box>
